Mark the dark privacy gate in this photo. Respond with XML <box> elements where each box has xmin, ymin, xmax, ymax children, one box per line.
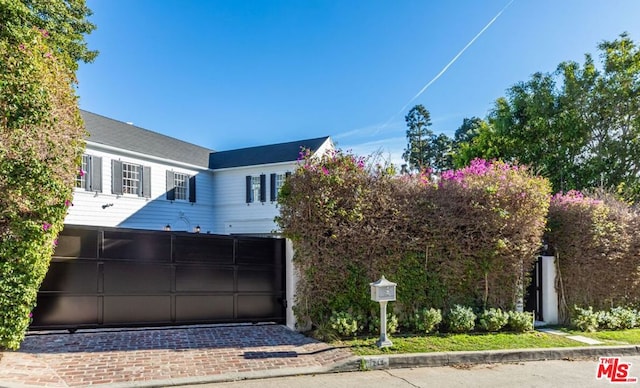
<box><xmin>525</xmin><ymin>256</ymin><xmax>543</xmax><ymax>321</ymax></box>
<box><xmin>31</xmin><ymin>226</ymin><xmax>286</xmax><ymax>330</ymax></box>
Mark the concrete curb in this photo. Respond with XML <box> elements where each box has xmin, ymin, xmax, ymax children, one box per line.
<box><xmin>135</xmin><ymin>345</ymin><xmax>640</xmax><ymax>387</ymax></box>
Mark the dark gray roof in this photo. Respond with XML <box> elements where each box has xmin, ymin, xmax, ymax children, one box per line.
<box><xmin>81</xmin><ymin>110</ymin><xmax>213</xmax><ymax>168</ymax></box>
<box><xmin>209</xmin><ymin>136</ymin><xmax>331</xmax><ymax>169</ymax></box>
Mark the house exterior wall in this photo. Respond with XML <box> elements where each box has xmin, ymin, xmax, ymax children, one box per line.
<box><xmin>210</xmin><ymin>162</ymin><xmax>296</xmax><ymax>235</ymax></box>
<box><xmin>65</xmin><ymin>143</ymin><xmax>215</xmax><ymax>233</ymax></box>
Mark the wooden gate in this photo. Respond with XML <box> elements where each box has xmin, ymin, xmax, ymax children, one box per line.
<box><xmin>31</xmin><ymin>226</ymin><xmax>286</xmax><ymax>330</ymax></box>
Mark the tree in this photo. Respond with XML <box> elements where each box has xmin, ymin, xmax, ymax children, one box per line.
<box><xmin>403</xmin><ymin>105</ymin><xmax>435</xmax><ymax>171</ymax></box>
<box><xmin>0</xmin><ymin>0</ymin><xmax>97</xmax><ymax>69</ymax></box>
<box><xmin>454</xmin><ymin>116</ymin><xmax>483</xmax><ymax>144</ymax></box>
<box><xmin>453</xmin><ymin>33</ymin><xmax>640</xmax><ymax>200</ymax></box>
<box><xmin>0</xmin><ymin>0</ymin><xmax>95</xmax><ymax>350</ymax></box>
<box><xmin>586</xmin><ymin>33</ymin><xmax>640</xmax><ymax>199</ymax></box>
<box><xmin>452</xmin><ymin>117</ymin><xmax>506</xmax><ymax>168</ymax></box>
<box><xmin>432</xmin><ymin>133</ymin><xmax>454</xmax><ymax>172</ymax></box>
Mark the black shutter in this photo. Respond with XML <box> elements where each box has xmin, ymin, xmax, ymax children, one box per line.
<box><xmin>270</xmin><ymin>173</ymin><xmax>276</xmax><ymax>202</ymax></box>
<box><xmin>112</xmin><ymin>160</ymin><xmax>123</xmax><ymax>195</ymax></box>
<box><xmin>246</xmin><ymin>176</ymin><xmax>252</xmax><ymax>203</ymax></box>
<box><xmin>166</xmin><ymin>170</ymin><xmax>175</xmax><ymax>200</ymax></box>
<box><xmin>189</xmin><ymin>175</ymin><xmax>196</xmax><ymax>203</ymax></box>
<box><xmin>260</xmin><ymin>174</ymin><xmax>266</xmax><ymax>202</ymax></box>
<box><xmin>90</xmin><ymin>156</ymin><xmax>102</xmax><ymax>192</ymax></box>
<box><xmin>142</xmin><ymin>166</ymin><xmax>151</xmax><ymax>198</ymax></box>
<box><xmin>82</xmin><ymin>155</ymin><xmax>90</xmax><ymax>190</ymax></box>
<box><xmin>285</xmin><ymin>171</ymin><xmax>291</xmax><ymax>179</ymax></box>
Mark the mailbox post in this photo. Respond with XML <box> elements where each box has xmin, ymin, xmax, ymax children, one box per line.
<box><xmin>370</xmin><ymin>275</ymin><xmax>396</xmax><ymax>348</ymax></box>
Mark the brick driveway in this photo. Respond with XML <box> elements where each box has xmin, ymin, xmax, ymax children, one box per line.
<box><xmin>0</xmin><ymin>324</ymin><xmax>353</xmax><ymax>387</ymax></box>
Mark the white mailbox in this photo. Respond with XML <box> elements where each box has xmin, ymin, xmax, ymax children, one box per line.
<box><xmin>370</xmin><ymin>275</ymin><xmax>396</xmax><ymax>302</ymax></box>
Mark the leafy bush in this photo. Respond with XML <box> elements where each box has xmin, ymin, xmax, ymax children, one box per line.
<box><xmin>597</xmin><ymin>310</ymin><xmax>621</xmax><ymax>330</ymax></box>
<box><xmin>506</xmin><ymin>311</ymin><xmax>534</xmax><ymax>332</ymax></box>
<box><xmin>0</xmin><ymin>28</ymin><xmax>86</xmax><ymax>350</ymax></box>
<box><xmin>278</xmin><ymin>152</ymin><xmax>551</xmax><ymax>330</ymax></box>
<box><xmin>610</xmin><ymin>307</ymin><xmax>637</xmax><ymax>329</ymax></box>
<box><xmin>446</xmin><ymin>305</ymin><xmax>476</xmax><ymax>333</ymax></box>
<box><xmin>548</xmin><ymin>191</ymin><xmax>640</xmax><ymax>322</ymax></box>
<box><xmin>413</xmin><ymin>308</ymin><xmax>442</xmax><ymax>334</ymax></box>
<box><xmin>368</xmin><ymin>313</ymin><xmax>399</xmax><ymax>335</ymax></box>
<box><xmin>329</xmin><ymin>311</ymin><xmax>361</xmax><ymax>338</ymax></box>
<box><xmin>478</xmin><ymin>308</ymin><xmax>509</xmax><ymax>332</ymax></box>
<box><xmin>572</xmin><ymin>306</ymin><xmax>599</xmax><ymax>332</ymax></box>
<box><xmin>309</xmin><ymin>320</ymin><xmax>338</xmax><ymax>342</ymax></box>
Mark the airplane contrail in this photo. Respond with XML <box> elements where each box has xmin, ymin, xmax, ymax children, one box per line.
<box><xmin>379</xmin><ymin>0</ymin><xmax>516</xmax><ymax>131</ymax></box>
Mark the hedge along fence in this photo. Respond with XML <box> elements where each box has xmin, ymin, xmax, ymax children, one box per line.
<box><xmin>277</xmin><ymin>150</ymin><xmax>409</xmax><ymax>326</ymax></box>
<box><xmin>547</xmin><ymin>191</ymin><xmax>640</xmax><ymax>323</ymax></box>
<box><xmin>277</xmin><ymin>152</ymin><xmax>551</xmax><ymax>330</ymax></box>
<box><xmin>0</xmin><ymin>30</ymin><xmax>85</xmax><ymax>350</ymax></box>
<box><xmin>411</xmin><ymin>160</ymin><xmax>551</xmax><ymax>311</ymax></box>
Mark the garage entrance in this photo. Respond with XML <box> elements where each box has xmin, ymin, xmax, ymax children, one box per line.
<box><xmin>31</xmin><ymin>225</ymin><xmax>286</xmax><ymax>330</ymax></box>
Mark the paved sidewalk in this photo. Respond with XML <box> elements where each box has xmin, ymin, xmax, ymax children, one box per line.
<box><xmin>0</xmin><ymin>324</ymin><xmax>353</xmax><ymax>387</ymax></box>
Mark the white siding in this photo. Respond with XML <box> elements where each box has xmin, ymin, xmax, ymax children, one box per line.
<box><xmin>210</xmin><ymin>162</ymin><xmax>297</xmax><ymax>235</ymax></box>
<box><xmin>65</xmin><ymin>147</ymin><xmax>215</xmax><ymax>233</ymax></box>
<box><xmin>66</xmin><ymin>137</ymin><xmax>332</xmax><ymax>236</ymax></box>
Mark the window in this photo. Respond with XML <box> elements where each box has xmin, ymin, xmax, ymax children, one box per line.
<box><xmin>112</xmin><ymin>160</ymin><xmax>151</xmax><ymax>197</ymax></box>
<box><xmin>270</xmin><ymin>172</ymin><xmax>290</xmax><ymax>201</ymax></box>
<box><xmin>122</xmin><ymin>163</ymin><xmax>141</xmax><ymax>195</ymax></box>
<box><xmin>246</xmin><ymin>174</ymin><xmax>266</xmax><ymax>203</ymax></box>
<box><xmin>75</xmin><ymin>154</ymin><xmax>102</xmax><ymax>192</ymax></box>
<box><xmin>166</xmin><ymin>171</ymin><xmax>196</xmax><ymax>202</ymax></box>
<box><xmin>174</xmin><ymin>173</ymin><xmax>188</xmax><ymax>200</ymax></box>
<box><xmin>76</xmin><ymin>155</ymin><xmax>88</xmax><ymax>189</ymax></box>
<box><xmin>251</xmin><ymin>176</ymin><xmax>261</xmax><ymax>202</ymax></box>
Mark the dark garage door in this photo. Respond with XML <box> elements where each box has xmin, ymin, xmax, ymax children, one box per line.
<box><xmin>31</xmin><ymin>226</ymin><xmax>286</xmax><ymax>330</ymax></box>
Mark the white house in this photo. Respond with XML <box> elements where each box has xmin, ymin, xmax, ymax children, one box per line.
<box><xmin>209</xmin><ymin>137</ymin><xmax>333</xmax><ymax>235</ymax></box>
<box><xmin>65</xmin><ymin>110</ymin><xmax>333</xmax><ymax>235</ymax></box>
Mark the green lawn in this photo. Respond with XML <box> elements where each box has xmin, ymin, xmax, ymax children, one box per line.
<box><xmin>564</xmin><ymin>328</ymin><xmax>640</xmax><ymax>345</ymax></box>
<box><xmin>336</xmin><ymin>332</ymin><xmax>579</xmax><ymax>355</ymax></box>
<box><xmin>333</xmin><ymin>329</ymin><xmax>640</xmax><ymax>356</ymax></box>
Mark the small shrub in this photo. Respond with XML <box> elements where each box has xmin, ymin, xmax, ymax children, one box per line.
<box><xmin>597</xmin><ymin>310</ymin><xmax>621</xmax><ymax>330</ymax></box>
<box><xmin>611</xmin><ymin>307</ymin><xmax>637</xmax><ymax>329</ymax></box>
<box><xmin>447</xmin><ymin>305</ymin><xmax>476</xmax><ymax>333</ymax></box>
<box><xmin>572</xmin><ymin>306</ymin><xmax>599</xmax><ymax>332</ymax></box>
<box><xmin>478</xmin><ymin>308</ymin><xmax>509</xmax><ymax>332</ymax></box>
<box><xmin>414</xmin><ymin>308</ymin><xmax>443</xmax><ymax>334</ymax></box>
<box><xmin>507</xmin><ymin>311</ymin><xmax>534</xmax><ymax>332</ymax></box>
<box><xmin>310</xmin><ymin>320</ymin><xmax>339</xmax><ymax>342</ymax></box>
<box><xmin>329</xmin><ymin>311</ymin><xmax>361</xmax><ymax>338</ymax></box>
<box><xmin>368</xmin><ymin>313</ymin><xmax>399</xmax><ymax>335</ymax></box>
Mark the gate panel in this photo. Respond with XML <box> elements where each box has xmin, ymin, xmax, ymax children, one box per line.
<box><xmin>103</xmin><ymin>296</ymin><xmax>171</xmax><ymax>324</ymax></box>
<box><xmin>175</xmin><ymin>266</ymin><xmax>235</xmax><ymax>292</ymax></box>
<box><xmin>175</xmin><ymin>295</ymin><xmax>234</xmax><ymax>321</ymax></box>
<box><xmin>32</xmin><ymin>225</ymin><xmax>286</xmax><ymax>330</ymax></box>
<box><xmin>237</xmin><ymin>295</ymin><xmax>281</xmax><ymax>319</ymax></box>
<box><xmin>525</xmin><ymin>256</ymin><xmax>543</xmax><ymax>321</ymax></box>
<box><xmin>101</xmin><ymin>230</ymin><xmax>171</xmax><ymax>262</ymax></box>
<box><xmin>173</xmin><ymin>235</ymin><xmax>234</xmax><ymax>263</ymax></box>
<box><xmin>33</xmin><ymin>295</ymin><xmax>98</xmax><ymax>326</ymax></box>
<box><xmin>103</xmin><ymin>262</ymin><xmax>172</xmax><ymax>292</ymax></box>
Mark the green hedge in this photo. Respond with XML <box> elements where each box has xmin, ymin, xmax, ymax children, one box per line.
<box><xmin>278</xmin><ymin>153</ymin><xmax>550</xmax><ymax>331</ymax></box>
<box><xmin>0</xmin><ymin>30</ymin><xmax>85</xmax><ymax>350</ymax></box>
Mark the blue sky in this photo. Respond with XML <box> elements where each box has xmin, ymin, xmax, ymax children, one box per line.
<box><xmin>77</xmin><ymin>0</ymin><xmax>640</xmax><ymax>166</ymax></box>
